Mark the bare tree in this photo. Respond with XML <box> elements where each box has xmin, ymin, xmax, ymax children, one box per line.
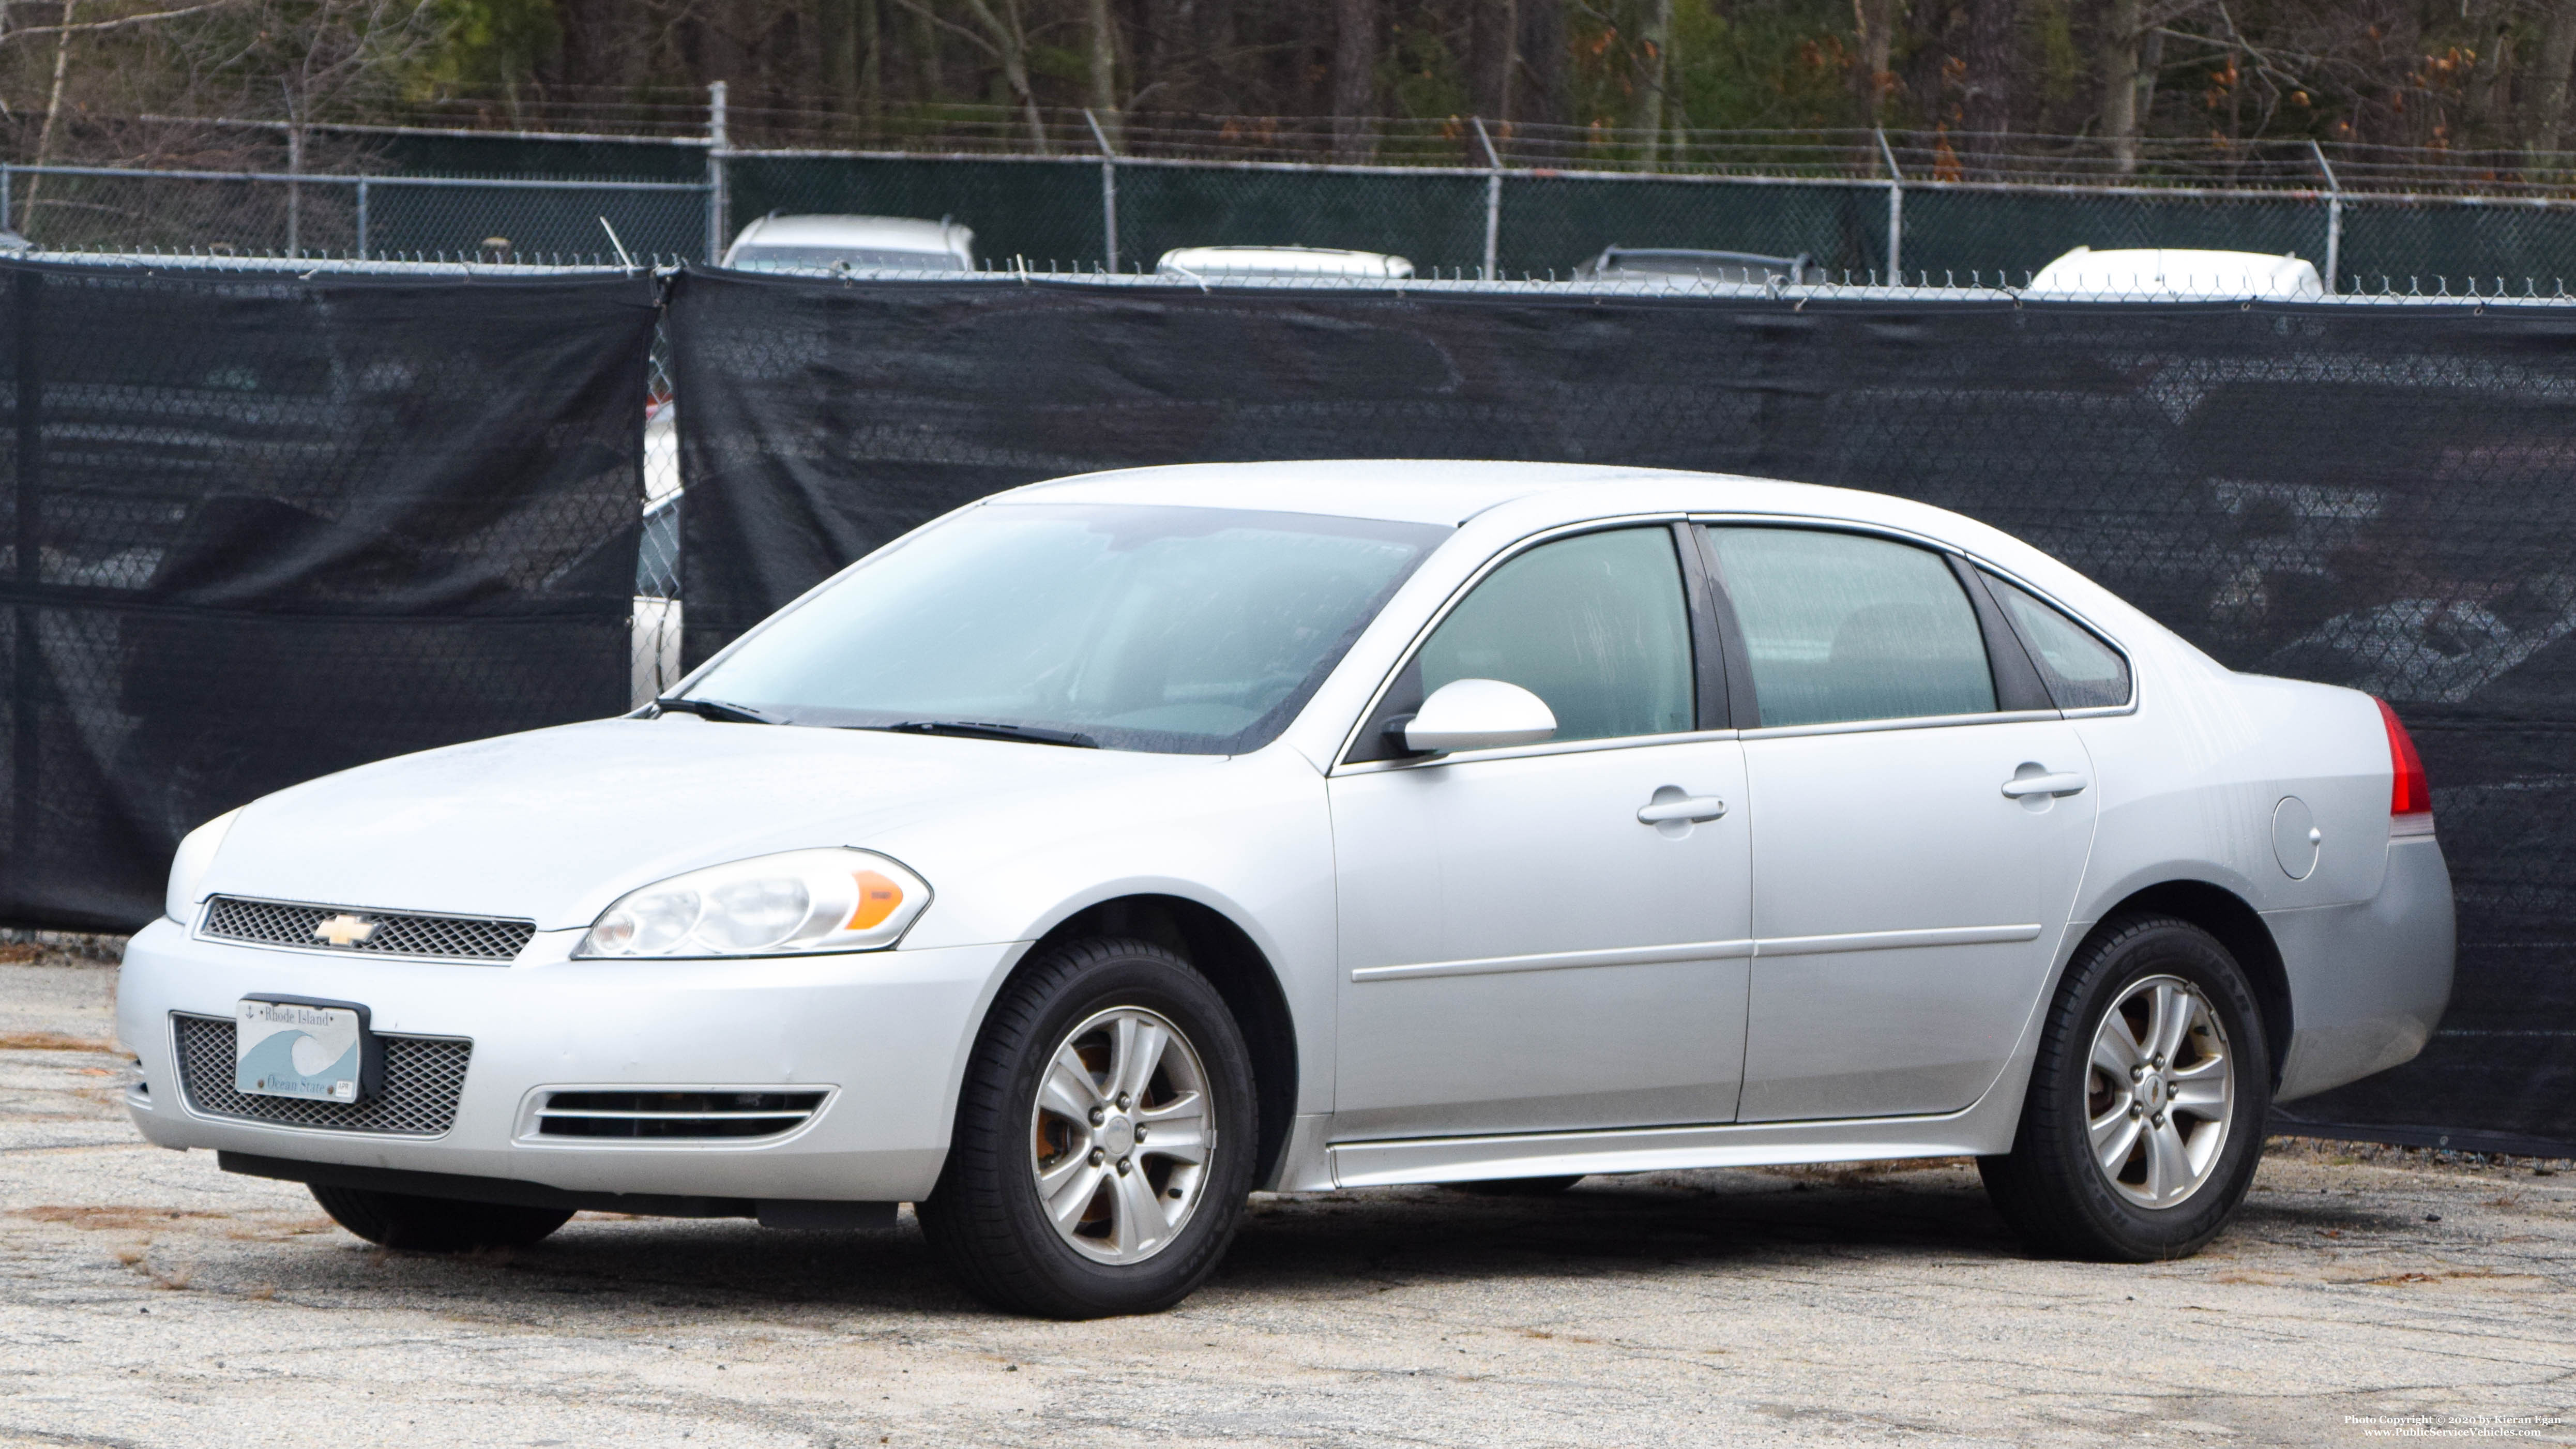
<box><xmin>1513</xmin><ymin>0</ymin><xmax>1563</xmax><ymax>127</ymax></box>
<box><xmin>1467</xmin><ymin>0</ymin><xmax>1512</xmax><ymax>120</ymax></box>
<box><xmin>893</xmin><ymin>0</ymin><xmax>1050</xmax><ymax>150</ymax></box>
<box><xmin>1330</xmin><ymin>0</ymin><xmax>1374</xmax><ymax>159</ymax></box>
<box><xmin>1630</xmin><ymin>0</ymin><xmax>1672</xmax><ymax>166</ymax></box>
<box><xmin>2530</xmin><ymin>0</ymin><xmax>2576</xmax><ymax>159</ymax></box>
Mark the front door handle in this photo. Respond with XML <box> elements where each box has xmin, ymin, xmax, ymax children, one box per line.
<box><xmin>2001</xmin><ymin>771</ymin><xmax>2089</xmax><ymax>799</ymax></box>
<box><xmin>1638</xmin><ymin>793</ymin><xmax>1729</xmax><ymax>825</ymax></box>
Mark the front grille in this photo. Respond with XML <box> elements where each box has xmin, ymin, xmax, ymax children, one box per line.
<box><xmin>201</xmin><ymin>896</ymin><xmax>534</xmax><ymax>963</ymax></box>
<box><xmin>173</xmin><ymin>1013</ymin><xmax>471</xmax><ymax>1137</ymax></box>
<box><xmin>532</xmin><ymin>1089</ymin><xmax>828</xmax><ymax>1140</ymax></box>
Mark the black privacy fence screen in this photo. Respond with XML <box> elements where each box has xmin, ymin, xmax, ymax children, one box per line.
<box><xmin>672</xmin><ymin>268</ymin><xmax>2576</xmax><ymax>1156</ymax></box>
<box><xmin>0</xmin><ymin>259</ymin><xmax>657</xmax><ymax>928</ymax></box>
<box><xmin>2</xmin><ymin>252</ymin><xmax>2570</xmax><ymax>1156</ymax></box>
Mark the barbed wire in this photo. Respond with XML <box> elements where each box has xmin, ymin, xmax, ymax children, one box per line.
<box><xmin>104</xmin><ymin>107</ymin><xmax>2576</xmax><ymax>198</ymax></box>
<box><xmin>35</xmin><ymin>247</ymin><xmax>2576</xmax><ymax>304</ymax></box>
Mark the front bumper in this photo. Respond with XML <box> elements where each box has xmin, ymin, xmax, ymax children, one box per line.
<box><xmin>117</xmin><ymin>917</ymin><xmax>1022</xmax><ymax>1203</ymax></box>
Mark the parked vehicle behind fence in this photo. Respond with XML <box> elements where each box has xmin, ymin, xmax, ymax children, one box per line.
<box><xmin>1155</xmin><ymin>246</ymin><xmax>1414</xmax><ymax>280</ymax></box>
<box><xmin>721</xmin><ymin>214</ymin><xmax>976</xmax><ymax>274</ymax></box>
<box><xmin>1573</xmin><ymin>247</ymin><xmax>1826</xmax><ymax>285</ymax></box>
<box><xmin>124</xmin><ymin>461</ymin><xmax>2453</xmax><ymax>1319</ymax></box>
<box><xmin>2025</xmin><ymin>247</ymin><xmax>2327</xmax><ymax>299</ymax></box>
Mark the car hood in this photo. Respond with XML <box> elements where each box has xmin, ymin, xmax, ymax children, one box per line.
<box><xmin>199</xmin><ymin>717</ymin><xmax>1221</xmax><ymax>931</ymax></box>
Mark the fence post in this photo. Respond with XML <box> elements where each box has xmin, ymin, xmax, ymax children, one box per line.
<box><xmin>2</xmin><ymin>167</ymin><xmax>11</xmax><ymax>236</ymax></box>
<box><xmin>2310</xmin><ymin>139</ymin><xmax>2342</xmax><ymax>294</ymax></box>
<box><xmin>1085</xmin><ymin>109</ymin><xmax>1119</xmax><ymax>272</ymax></box>
<box><xmin>1877</xmin><ymin>130</ymin><xmax>1904</xmax><ymax>282</ymax></box>
<box><xmin>1472</xmin><ymin>116</ymin><xmax>1503</xmax><ymax>281</ymax></box>
<box><xmin>354</xmin><ymin>178</ymin><xmax>368</xmax><ymax>261</ymax></box>
<box><xmin>705</xmin><ymin>81</ymin><xmax>730</xmax><ymax>264</ymax></box>
<box><xmin>11</xmin><ymin>269</ymin><xmax>38</xmax><ymax>864</ymax></box>
<box><xmin>286</xmin><ymin>123</ymin><xmax>304</xmax><ymax>256</ymax></box>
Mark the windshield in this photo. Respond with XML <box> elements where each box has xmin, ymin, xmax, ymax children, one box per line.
<box><xmin>681</xmin><ymin>503</ymin><xmax>1450</xmax><ymax>754</ymax></box>
<box><xmin>728</xmin><ymin>245</ymin><xmax>968</xmax><ymax>273</ymax></box>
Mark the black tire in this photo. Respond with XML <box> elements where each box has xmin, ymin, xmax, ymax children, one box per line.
<box><xmin>1448</xmin><ymin>1176</ymin><xmax>1586</xmax><ymax>1197</ymax></box>
<box><xmin>1979</xmin><ymin>913</ymin><xmax>2271</xmax><ymax>1262</ymax></box>
<box><xmin>917</xmin><ymin>937</ymin><xmax>1259</xmax><ymax>1319</ymax></box>
<box><xmin>310</xmin><ymin>1185</ymin><xmax>573</xmax><ymax>1253</ymax></box>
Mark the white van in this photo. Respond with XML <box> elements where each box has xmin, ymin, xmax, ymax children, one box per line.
<box><xmin>2026</xmin><ymin>246</ymin><xmax>2326</xmax><ymax>299</ymax></box>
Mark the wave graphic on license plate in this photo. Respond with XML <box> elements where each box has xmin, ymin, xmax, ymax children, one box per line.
<box><xmin>235</xmin><ymin>999</ymin><xmax>366</xmax><ymax>1102</ymax></box>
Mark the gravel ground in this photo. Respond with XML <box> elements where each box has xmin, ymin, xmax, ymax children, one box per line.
<box><xmin>4</xmin><ymin>951</ymin><xmax>2572</xmax><ymax>1448</ymax></box>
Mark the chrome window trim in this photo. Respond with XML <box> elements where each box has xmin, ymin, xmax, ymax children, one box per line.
<box><xmin>1688</xmin><ymin>512</ymin><xmax>2142</xmax><ymax>721</ymax></box>
<box><xmin>1739</xmin><ymin>708</ymin><xmax>2066</xmax><ymax>742</ymax></box>
<box><xmin>1334</xmin><ymin>724</ymin><xmax>1742</xmax><ymax>775</ymax></box>
<box><xmin>1327</xmin><ymin>511</ymin><xmax>1703</xmax><ymax>775</ymax></box>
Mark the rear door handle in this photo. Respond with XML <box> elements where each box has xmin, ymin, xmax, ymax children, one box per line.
<box><xmin>1638</xmin><ymin>794</ymin><xmax>1729</xmax><ymax>824</ymax></box>
<box><xmin>2001</xmin><ymin>771</ymin><xmax>2089</xmax><ymax>799</ymax></box>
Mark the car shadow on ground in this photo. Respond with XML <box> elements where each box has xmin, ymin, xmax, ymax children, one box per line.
<box><xmin>186</xmin><ymin>1161</ymin><xmax>2423</xmax><ymax>1321</ymax></box>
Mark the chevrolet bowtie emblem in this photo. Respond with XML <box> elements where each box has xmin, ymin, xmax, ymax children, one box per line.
<box><xmin>313</xmin><ymin>913</ymin><xmax>378</xmax><ymax>948</ymax></box>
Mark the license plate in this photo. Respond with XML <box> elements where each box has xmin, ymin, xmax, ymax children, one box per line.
<box><xmin>235</xmin><ymin>997</ymin><xmax>378</xmax><ymax>1103</ymax></box>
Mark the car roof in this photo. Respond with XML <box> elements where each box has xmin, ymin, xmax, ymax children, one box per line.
<box><xmin>2026</xmin><ymin>246</ymin><xmax>2323</xmax><ymax>298</ymax></box>
<box><xmin>1155</xmin><ymin>246</ymin><xmax>1416</xmax><ymax>278</ymax></box>
<box><xmin>732</xmin><ymin>214</ymin><xmax>967</xmax><ymax>253</ymax></box>
<box><xmin>998</xmin><ymin>460</ymin><xmax>1915</xmax><ymax>529</ymax></box>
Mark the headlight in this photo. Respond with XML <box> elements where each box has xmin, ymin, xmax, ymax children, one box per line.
<box><xmin>575</xmin><ymin>848</ymin><xmax>931</xmax><ymax>958</ymax></box>
<box><xmin>166</xmin><ymin>808</ymin><xmax>243</xmax><ymax>924</ymax></box>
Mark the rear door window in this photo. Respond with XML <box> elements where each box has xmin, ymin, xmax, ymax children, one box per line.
<box><xmin>1982</xmin><ymin>572</ymin><xmax>2133</xmax><ymax>709</ymax></box>
<box><xmin>1702</xmin><ymin>526</ymin><xmax>1997</xmax><ymax>727</ymax></box>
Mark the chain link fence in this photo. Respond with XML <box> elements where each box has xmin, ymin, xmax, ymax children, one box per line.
<box><xmin>23</xmin><ymin>130</ymin><xmax>2576</xmax><ymax>291</ymax></box>
<box><xmin>5</xmin><ymin>165</ymin><xmax>707</xmax><ymax>263</ymax></box>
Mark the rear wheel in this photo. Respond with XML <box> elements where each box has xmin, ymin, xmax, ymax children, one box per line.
<box><xmin>310</xmin><ymin>1185</ymin><xmax>572</xmax><ymax>1253</ymax></box>
<box><xmin>1979</xmin><ymin>914</ymin><xmax>2270</xmax><ymax>1261</ymax></box>
<box><xmin>917</xmin><ymin>937</ymin><xmax>1257</xmax><ymax>1318</ymax></box>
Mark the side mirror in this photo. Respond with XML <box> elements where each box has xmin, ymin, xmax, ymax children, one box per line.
<box><xmin>1401</xmin><ymin>678</ymin><xmax>1557</xmax><ymax>755</ymax></box>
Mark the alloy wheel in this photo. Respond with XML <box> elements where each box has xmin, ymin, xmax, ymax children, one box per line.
<box><xmin>1027</xmin><ymin>1006</ymin><xmax>1217</xmax><ymax>1265</ymax></box>
<box><xmin>2086</xmin><ymin>973</ymin><xmax>2235</xmax><ymax>1209</ymax></box>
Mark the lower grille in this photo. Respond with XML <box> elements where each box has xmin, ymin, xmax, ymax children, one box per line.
<box><xmin>173</xmin><ymin>1013</ymin><xmax>471</xmax><ymax>1137</ymax></box>
<box><xmin>532</xmin><ymin>1089</ymin><xmax>827</xmax><ymax>1140</ymax></box>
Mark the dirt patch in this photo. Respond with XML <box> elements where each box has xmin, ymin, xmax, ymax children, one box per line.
<box><xmin>0</xmin><ymin>1031</ymin><xmax>117</xmax><ymax>1053</ymax></box>
<box><xmin>13</xmin><ymin>1205</ymin><xmax>233</xmax><ymax>1231</ymax></box>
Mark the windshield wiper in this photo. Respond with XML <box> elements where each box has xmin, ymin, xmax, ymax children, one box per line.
<box><xmin>655</xmin><ymin>697</ymin><xmax>782</xmax><ymax>725</ymax></box>
<box><xmin>877</xmin><ymin>720</ymin><xmax>1098</xmax><ymax>749</ymax></box>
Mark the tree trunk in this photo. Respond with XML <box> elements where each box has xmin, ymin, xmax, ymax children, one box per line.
<box><xmin>2100</xmin><ymin>0</ymin><xmax>2140</xmax><ymax>173</ymax></box>
<box><xmin>912</xmin><ymin>4</ymin><xmax>942</xmax><ymax>102</ymax></box>
<box><xmin>1630</xmin><ymin>0</ymin><xmax>1673</xmax><ymax>168</ymax></box>
<box><xmin>1331</xmin><ymin>0</ymin><xmax>1377</xmax><ymax>161</ymax></box>
<box><xmin>1514</xmin><ymin>0</ymin><xmax>1565</xmax><ymax>126</ymax></box>
<box><xmin>1469</xmin><ymin>0</ymin><xmax>1515</xmax><ymax>123</ymax></box>
<box><xmin>1087</xmin><ymin>0</ymin><xmax>1122</xmax><ymax>144</ymax></box>
<box><xmin>1961</xmin><ymin>0</ymin><xmax>2017</xmax><ymax>173</ymax></box>
<box><xmin>23</xmin><ymin>0</ymin><xmax>81</xmax><ymax>237</ymax></box>
<box><xmin>1853</xmin><ymin>0</ymin><xmax>1899</xmax><ymax>126</ymax></box>
<box><xmin>859</xmin><ymin>0</ymin><xmax>883</xmax><ymax>131</ymax></box>
<box><xmin>2528</xmin><ymin>0</ymin><xmax>2576</xmax><ymax>159</ymax></box>
<box><xmin>821</xmin><ymin>0</ymin><xmax>858</xmax><ymax>116</ymax></box>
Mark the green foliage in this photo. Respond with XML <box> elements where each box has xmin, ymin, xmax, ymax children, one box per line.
<box><xmin>1668</xmin><ymin>1</ymin><xmax>1860</xmax><ymax>132</ymax></box>
<box><xmin>409</xmin><ymin>0</ymin><xmax>559</xmax><ymax>96</ymax></box>
<box><xmin>1381</xmin><ymin>20</ymin><xmax>1468</xmax><ymax>120</ymax></box>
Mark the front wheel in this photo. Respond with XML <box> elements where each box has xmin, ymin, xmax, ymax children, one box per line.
<box><xmin>917</xmin><ymin>937</ymin><xmax>1257</xmax><ymax>1318</ymax></box>
<box><xmin>1979</xmin><ymin>914</ymin><xmax>2271</xmax><ymax>1261</ymax></box>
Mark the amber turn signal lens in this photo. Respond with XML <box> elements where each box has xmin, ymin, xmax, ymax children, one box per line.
<box><xmin>846</xmin><ymin>870</ymin><xmax>904</xmax><ymax>929</ymax></box>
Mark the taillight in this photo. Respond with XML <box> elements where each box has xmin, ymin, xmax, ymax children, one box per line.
<box><xmin>2377</xmin><ymin>697</ymin><xmax>2432</xmax><ymax>824</ymax></box>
